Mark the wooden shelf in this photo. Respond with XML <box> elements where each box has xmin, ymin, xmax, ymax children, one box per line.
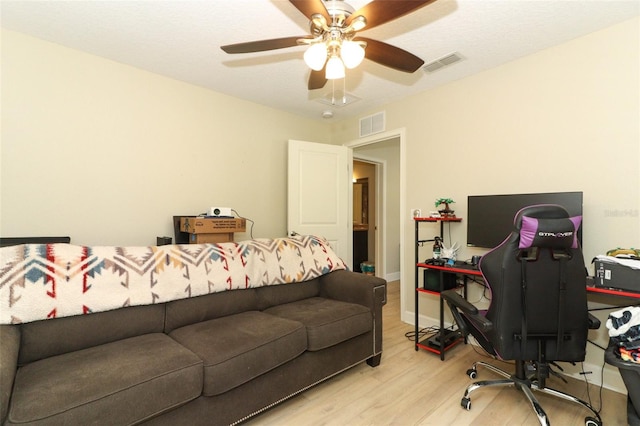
<box><xmin>417</xmin><ymin>287</ymin><xmax>441</xmax><ymax>297</ymax></box>
<box><xmin>587</xmin><ymin>285</ymin><xmax>640</xmax><ymax>299</ymax></box>
<box><xmin>416</xmin><ymin>263</ymin><xmax>483</xmax><ymax>277</ymax></box>
<box><xmin>416</xmin><ymin>337</ymin><xmax>464</xmax><ymax>355</ymax></box>
<box><xmin>413</xmin><ymin>217</ymin><xmax>462</xmax><ymax>222</ymax></box>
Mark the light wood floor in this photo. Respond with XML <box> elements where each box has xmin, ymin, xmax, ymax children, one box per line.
<box><xmin>246</xmin><ymin>280</ymin><xmax>628</xmax><ymax>425</ymax></box>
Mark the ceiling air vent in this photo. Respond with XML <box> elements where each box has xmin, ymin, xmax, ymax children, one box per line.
<box><xmin>359</xmin><ymin>112</ymin><xmax>385</xmax><ymax>138</ymax></box>
<box><xmin>423</xmin><ymin>52</ymin><xmax>464</xmax><ymax>73</ymax></box>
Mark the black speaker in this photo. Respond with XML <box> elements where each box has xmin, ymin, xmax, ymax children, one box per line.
<box><xmin>157</xmin><ymin>236</ymin><xmax>172</xmax><ymax>246</ymax></box>
<box><xmin>423</xmin><ymin>269</ymin><xmax>457</xmax><ymax>291</ymax></box>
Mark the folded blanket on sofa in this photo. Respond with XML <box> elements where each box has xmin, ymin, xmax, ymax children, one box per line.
<box><xmin>0</xmin><ymin>235</ymin><xmax>346</xmax><ymax>324</ymax></box>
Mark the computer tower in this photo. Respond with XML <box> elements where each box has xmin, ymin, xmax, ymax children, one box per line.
<box><xmin>423</xmin><ymin>269</ymin><xmax>457</xmax><ymax>291</ymax></box>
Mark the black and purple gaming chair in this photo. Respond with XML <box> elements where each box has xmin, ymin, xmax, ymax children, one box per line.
<box><xmin>442</xmin><ymin>204</ymin><xmax>602</xmax><ymax>426</ymax></box>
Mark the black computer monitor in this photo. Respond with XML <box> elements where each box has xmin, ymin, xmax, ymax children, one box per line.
<box><xmin>467</xmin><ymin>191</ymin><xmax>583</xmax><ymax>249</ymax></box>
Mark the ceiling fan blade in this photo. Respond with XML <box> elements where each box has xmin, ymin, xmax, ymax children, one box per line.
<box><xmin>289</xmin><ymin>0</ymin><xmax>331</xmax><ymax>23</ymax></box>
<box><xmin>308</xmin><ymin>67</ymin><xmax>327</xmax><ymax>90</ymax></box>
<box><xmin>221</xmin><ymin>36</ymin><xmax>310</xmax><ymax>54</ymax></box>
<box><xmin>346</xmin><ymin>0</ymin><xmax>437</xmax><ymax>31</ymax></box>
<box><xmin>355</xmin><ymin>37</ymin><xmax>424</xmax><ymax>72</ymax></box>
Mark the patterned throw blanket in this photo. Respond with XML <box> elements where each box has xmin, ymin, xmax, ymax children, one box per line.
<box><xmin>0</xmin><ymin>235</ymin><xmax>347</xmax><ymax>324</ymax></box>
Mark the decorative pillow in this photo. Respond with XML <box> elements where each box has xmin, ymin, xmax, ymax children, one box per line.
<box><xmin>519</xmin><ymin>215</ymin><xmax>582</xmax><ymax>249</ymax></box>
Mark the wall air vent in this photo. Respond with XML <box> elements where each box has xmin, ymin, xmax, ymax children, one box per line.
<box><xmin>359</xmin><ymin>111</ymin><xmax>385</xmax><ymax>138</ymax></box>
<box><xmin>423</xmin><ymin>52</ymin><xmax>464</xmax><ymax>74</ymax></box>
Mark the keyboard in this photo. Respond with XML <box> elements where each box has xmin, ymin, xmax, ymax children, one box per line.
<box><xmin>452</xmin><ymin>262</ymin><xmax>479</xmax><ymax>271</ymax></box>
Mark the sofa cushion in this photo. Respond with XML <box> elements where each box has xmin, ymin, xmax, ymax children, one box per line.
<box><xmin>7</xmin><ymin>333</ymin><xmax>202</xmax><ymax>426</ymax></box>
<box><xmin>255</xmin><ymin>279</ymin><xmax>321</xmax><ymax>310</ymax></box>
<box><xmin>264</xmin><ymin>297</ymin><xmax>372</xmax><ymax>351</ymax></box>
<box><xmin>169</xmin><ymin>311</ymin><xmax>306</xmax><ymax>396</ymax></box>
<box><xmin>165</xmin><ymin>288</ymin><xmax>260</xmax><ymax>333</ymax></box>
<box><xmin>18</xmin><ymin>304</ymin><xmax>166</xmax><ymax>365</ymax></box>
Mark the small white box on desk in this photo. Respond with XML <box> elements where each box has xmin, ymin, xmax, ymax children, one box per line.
<box><xmin>208</xmin><ymin>207</ymin><xmax>232</xmax><ymax>217</ymax></box>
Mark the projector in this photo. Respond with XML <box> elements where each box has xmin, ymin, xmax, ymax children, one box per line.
<box><xmin>208</xmin><ymin>207</ymin><xmax>233</xmax><ymax>218</ymax></box>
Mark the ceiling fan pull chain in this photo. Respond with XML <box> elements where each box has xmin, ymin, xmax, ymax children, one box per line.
<box><xmin>342</xmin><ymin>76</ymin><xmax>346</xmax><ymax>105</ymax></box>
<box><xmin>331</xmin><ymin>78</ymin><xmax>336</xmax><ymax>105</ymax></box>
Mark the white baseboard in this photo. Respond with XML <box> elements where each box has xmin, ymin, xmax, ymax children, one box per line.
<box><xmin>402</xmin><ymin>310</ymin><xmax>452</xmax><ymax>330</ymax></box>
<box><xmin>385</xmin><ymin>271</ymin><xmax>400</xmax><ymax>282</ymax></box>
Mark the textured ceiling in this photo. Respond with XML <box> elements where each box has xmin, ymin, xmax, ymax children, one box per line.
<box><xmin>1</xmin><ymin>1</ymin><xmax>638</xmax><ymax>121</ymax></box>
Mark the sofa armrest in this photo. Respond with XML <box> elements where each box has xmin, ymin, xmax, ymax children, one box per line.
<box><xmin>0</xmin><ymin>325</ymin><xmax>20</xmax><ymax>424</ymax></box>
<box><xmin>319</xmin><ymin>270</ymin><xmax>387</xmax><ymax>358</ymax></box>
<box><xmin>319</xmin><ymin>270</ymin><xmax>387</xmax><ymax>309</ymax></box>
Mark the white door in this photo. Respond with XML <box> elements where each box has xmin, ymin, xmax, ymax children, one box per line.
<box><xmin>287</xmin><ymin>140</ymin><xmax>352</xmax><ymax>268</ymax></box>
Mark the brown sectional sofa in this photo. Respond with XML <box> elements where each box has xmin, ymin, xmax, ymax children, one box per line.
<box><xmin>0</xmin><ymin>269</ymin><xmax>386</xmax><ymax>425</ymax></box>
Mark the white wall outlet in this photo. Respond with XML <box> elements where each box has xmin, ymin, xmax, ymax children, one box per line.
<box><xmin>411</xmin><ymin>209</ymin><xmax>422</xmax><ymax>218</ymax></box>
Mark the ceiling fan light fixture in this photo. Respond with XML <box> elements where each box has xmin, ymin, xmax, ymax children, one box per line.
<box><xmin>304</xmin><ymin>43</ymin><xmax>328</xmax><ymax>71</ymax></box>
<box><xmin>340</xmin><ymin>40</ymin><xmax>365</xmax><ymax>69</ymax></box>
<box><xmin>325</xmin><ymin>55</ymin><xmax>345</xmax><ymax>79</ymax></box>
<box><xmin>310</xmin><ymin>13</ymin><xmax>328</xmax><ymax>31</ymax></box>
<box><xmin>347</xmin><ymin>15</ymin><xmax>367</xmax><ymax>32</ymax></box>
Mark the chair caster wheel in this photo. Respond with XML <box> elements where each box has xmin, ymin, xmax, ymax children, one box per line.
<box><xmin>461</xmin><ymin>397</ymin><xmax>471</xmax><ymax>410</ymax></box>
<box><xmin>466</xmin><ymin>368</ymin><xmax>477</xmax><ymax>379</ymax></box>
<box><xmin>585</xmin><ymin>417</ymin><xmax>601</xmax><ymax>426</ymax></box>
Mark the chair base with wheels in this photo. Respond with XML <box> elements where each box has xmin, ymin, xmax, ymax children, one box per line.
<box><xmin>459</xmin><ymin>358</ymin><xmax>602</xmax><ymax>426</ymax></box>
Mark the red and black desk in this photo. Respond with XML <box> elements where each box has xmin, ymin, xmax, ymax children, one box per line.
<box><xmin>415</xmin><ymin>263</ymin><xmax>482</xmax><ymax>360</ymax></box>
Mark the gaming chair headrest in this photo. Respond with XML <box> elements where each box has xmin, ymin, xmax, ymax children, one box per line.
<box><xmin>514</xmin><ymin>204</ymin><xmax>582</xmax><ymax>250</ymax></box>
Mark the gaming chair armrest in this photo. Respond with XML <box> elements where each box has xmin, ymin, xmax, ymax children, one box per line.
<box><xmin>588</xmin><ymin>313</ymin><xmax>601</xmax><ymax>330</ymax></box>
<box><xmin>441</xmin><ymin>290</ymin><xmax>493</xmax><ymax>333</ymax></box>
<box><xmin>441</xmin><ymin>290</ymin><xmax>478</xmax><ymax>314</ymax></box>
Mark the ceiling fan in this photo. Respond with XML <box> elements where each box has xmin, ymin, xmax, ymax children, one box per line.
<box><xmin>221</xmin><ymin>0</ymin><xmax>437</xmax><ymax>90</ymax></box>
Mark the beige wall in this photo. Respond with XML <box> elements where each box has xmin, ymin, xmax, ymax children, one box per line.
<box><xmin>332</xmin><ymin>17</ymin><xmax>639</xmax><ymax>390</ymax></box>
<box><xmin>1</xmin><ymin>29</ymin><xmax>331</xmax><ymax>245</ymax></box>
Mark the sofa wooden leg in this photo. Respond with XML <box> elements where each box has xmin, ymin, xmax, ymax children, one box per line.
<box><xmin>367</xmin><ymin>354</ymin><xmax>382</xmax><ymax>367</ymax></box>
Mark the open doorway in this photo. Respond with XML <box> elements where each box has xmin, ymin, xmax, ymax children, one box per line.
<box><xmin>352</xmin><ymin>137</ymin><xmax>401</xmax><ymax>283</ymax></box>
<box><xmin>353</xmin><ymin>160</ymin><xmax>376</xmax><ymax>273</ymax></box>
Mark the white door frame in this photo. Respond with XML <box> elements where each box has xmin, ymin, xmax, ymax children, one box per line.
<box><xmin>345</xmin><ymin>128</ymin><xmax>407</xmax><ymax>318</ymax></box>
